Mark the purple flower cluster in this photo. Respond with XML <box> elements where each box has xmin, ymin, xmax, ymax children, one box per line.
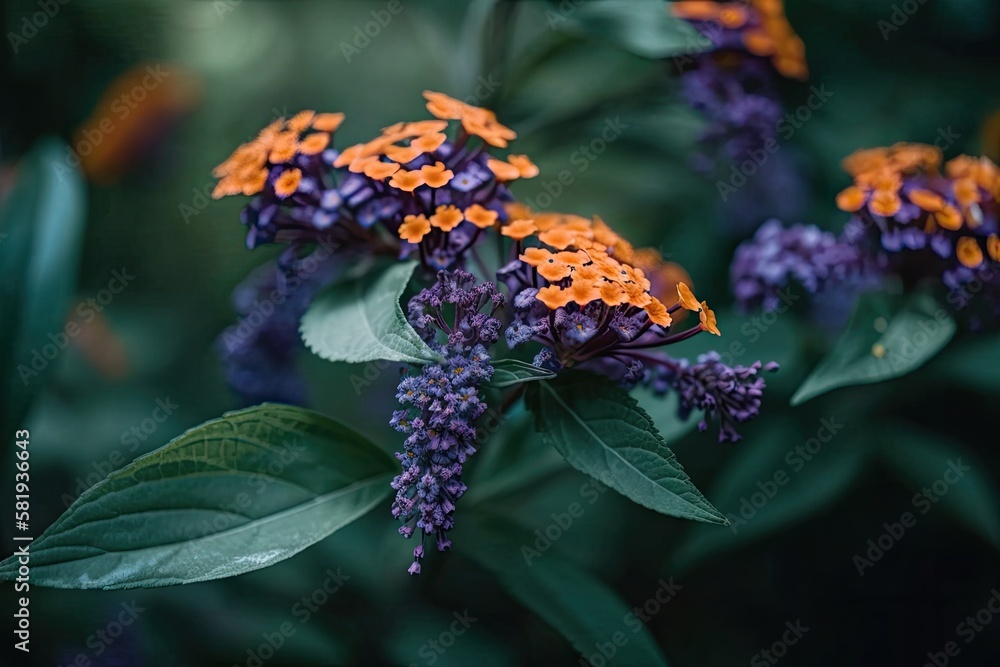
<box><xmin>731</xmin><ymin>219</ymin><xmax>872</xmax><ymax>312</ymax></box>
<box><xmin>646</xmin><ymin>352</ymin><xmax>779</xmax><ymax>443</ymax></box>
<box><xmin>681</xmin><ymin>57</ymin><xmax>785</xmax><ymax>170</ymax></box>
<box><xmin>391</xmin><ymin>270</ymin><xmax>504</xmax><ymax>574</ymax></box>
<box><xmin>217</xmin><ymin>247</ymin><xmax>340</xmax><ymax>406</ymax></box>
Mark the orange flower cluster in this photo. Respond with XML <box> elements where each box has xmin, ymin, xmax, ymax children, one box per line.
<box><xmin>505</xmin><ymin>205</ymin><xmax>720</xmax><ymax>334</ymax></box>
<box><xmin>671</xmin><ymin>0</ymin><xmax>808</xmax><ymax>80</ymax></box>
<box><xmin>212</xmin><ymin>111</ymin><xmax>344</xmax><ymax>199</ymax></box>
<box><xmin>331</xmin><ymin>91</ymin><xmax>534</xmax><ymax>201</ymax></box>
<box><xmin>837</xmin><ymin>144</ymin><xmax>1000</xmax><ymax>269</ymax></box>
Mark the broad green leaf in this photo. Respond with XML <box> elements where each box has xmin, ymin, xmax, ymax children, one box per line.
<box><xmin>791</xmin><ymin>292</ymin><xmax>955</xmax><ymax>406</ymax></box>
<box><xmin>525</xmin><ymin>372</ymin><xmax>726</xmax><ymax>525</ymax></box>
<box><xmin>555</xmin><ymin>0</ymin><xmax>708</xmax><ymax>59</ymax></box>
<box><xmin>670</xmin><ymin>418</ymin><xmax>870</xmax><ymax>574</ymax></box>
<box><xmin>461</xmin><ymin>515</ymin><xmax>669</xmax><ymax>667</ymax></box>
<box><xmin>0</xmin><ymin>404</ymin><xmax>395</xmax><ymax>589</ymax></box>
<box><xmin>300</xmin><ymin>260</ymin><xmax>441</xmax><ymax>365</ymax></box>
<box><xmin>0</xmin><ymin>138</ymin><xmax>87</xmax><ymax>431</ymax></box>
<box><xmin>488</xmin><ymin>358</ymin><xmax>557</xmax><ymax>388</ymax></box>
<box><xmin>880</xmin><ymin>425</ymin><xmax>1000</xmax><ymax>550</ymax></box>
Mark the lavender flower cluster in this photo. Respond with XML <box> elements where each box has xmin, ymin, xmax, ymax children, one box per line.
<box><xmin>390</xmin><ymin>271</ymin><xmax>504</xmax><ymax>574</ymax></box>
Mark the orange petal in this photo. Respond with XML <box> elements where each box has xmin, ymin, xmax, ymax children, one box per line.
<box><xmin>536</xmin><ymin>285</ymin><xmax>575</xmax><ymax>310</ymax></box>
<box><xmin>644</xmin><ymin>298</ymin><xmax>672</xmax><ymax>327</ymax></box>
<box><xmin>487</xmin><ymin>157</ymin><xmax>521</xmax><ymax>182</ymax></box>
<box><xmin>274</xmin><ymin>168</ymin><xmax>302</xmax><ymax>198</ymax></box>
<box><xmin>935</xmin><ymin>205</ymin><xmax>963</xmax><ymax>231</ymax></box>
<box><xmin>420</xmin><ymin>161</ymin><xmax>455</xmax><ymax>188</ymax></box>
<box><xmin>508</xmin><ymin>154</ymin><xmax>539</xmax><ymax>178</ymax></box>
<box><xmin>699</xmin><ymin>302</ymin><xmax>721</xmax><ymax>336</ymax></box>
<box><xmin>908</xmin><ymin>188</ymin><xmax>945</xmax><ymax>212</ymax></box>
<box><xmin>836</xmin><ymin>186</ymin><xmax>868</xmax><ymax>212</ymax></box>
<box><xmin>429</xmin><ymin>205</ymin><xmax>464</xmax><ymax>232</ymax></box>
<box><xmin>502</xmin><ymin>219</ymin><xmax>538</xmax><ymax>241</ymax></box>
<box><xmin>956</xmin><ymin>237</ymin><xmax>984</xmax><ymax>268</ymax></box>
<box><xmin>464</xmin><ymin>204</ymin><xmax>498</xmax><ymax>229</ymax></box>
<box><xmin>363</xmin><ymin>160</ymin><xmax>400</xmax><ymax>180</ymax></box>
<box><xmin>311</xmin><ymin>112</ymin><xmax>345</xmax><ymax>133</ymax></box>
<box><xmin>987</xmin><ymin>235</ymin><xmax>1000</xmax><ymax>262</ymax></box>
<box><xmin>298</xmin><ymin>132</ymin><xmax>330</xmax><ymax>155</ymax></box>
<box><xmin>519</xmin><ymin>247</ymin><xmax>556</xmax><ymax>267</ymax></box>
<box><xmin>388</xmin><ymin>169</ymin><xmax>425</xmax><ymax>192</ymax></box>
<box><xmin>677</xmin><ymin>282</ymin><xmax>701</xmax><ymax>312</ymax></box>
<box><xmin>398</xmin><ymin>214</ymin><xmax>431</xmax><ymax>244</ymax></box>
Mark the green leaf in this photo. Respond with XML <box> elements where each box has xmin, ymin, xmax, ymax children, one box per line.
<box><xmin>880</xmin><ymin>425</ymin><xmax>1000</xmax><ymax>550</ymax></box>
<box><xmin>670</xmin><ymin>418</ymin><xmax>870</xmax><ymax>574</ymax></box>
<box><xmin>300</xmin><ymin>260</ymin><xmax>441</xmax><ymax>365</ymax></box>
<box><xmin>461</xmin><ymin>515</ymin><xmax>669</xmax><ymax>667</ymax></box>
<box><xmin>525</xmin><ymin>372</ymin><xmax>726</xmax><ymax>525</ymax></box>
<box><xmin>934</xmin><ymin>330</ymin><xmax>1000</xmax><ymax>393</ymax></box>
<box><xmin>557</xmin><ymin>0</ymin><xmax>709</xmax><ymax>59</ymax></box>
<box><xmin>0</xmin><ymin>138</ymin><xmax>87</xmax><ymax>430</ymax></box>
<box><xmin>0</xmin><ymin>404</ymin><xmax>395</xmax><ymax>589</ymax></box>
<box><xmin>488</xmin><ymin>358</ymin><xmax>557</xmax><ymax>388</ymax></box>
<box><xmin>791</xmin><ymin>292</ymin><xmax>955</xmax><ymax>406</ymax></box>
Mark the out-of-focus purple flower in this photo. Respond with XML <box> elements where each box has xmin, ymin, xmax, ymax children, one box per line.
<box><xmin>217</xmin><ymin>246</ymin><xmax>341</xmax><ymax>406</ymax></box>
<box><xmin>391</xmin><ymin>270</ymin><xmax>504</xmax><ymax>574</ymax></box>
<box><xmin>731</xmin><ymin>219</ymin><xmax>873</xmax><ymax>312</ymax></box>
<box><xmin>646</xmin><ymin>352</ymin><xmax>779</xmax><ymax>443</ymax></box>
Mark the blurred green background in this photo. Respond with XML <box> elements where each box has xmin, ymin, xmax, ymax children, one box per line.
<box><xmin>3</xmin><ymin>0</ymin><xmax>1000</xmax><ymax>665</ymax></box>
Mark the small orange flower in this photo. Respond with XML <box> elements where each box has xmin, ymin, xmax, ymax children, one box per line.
<box><xmin>333</xmin><ymin>143</ymin><xmax>366</xmax><ymax>168</ymax></box>
<box><xmin>869</xmin><ymin>190</ymin><xmax>902</xmax><ymax>217</ymax></box>
<box><xmin>699</xmin><ymin>302</ymin><xmax>721</xmax><ymax>336</ymax></box>
<box><xmin>836</xmin><ymin>186</ymin><xmax>867</xmax><ymax>212</ymax></box>
<box><xmin>487</xmin><ymin>157</ymin><xmax>521</xmax><ymax>182</ymax></box>
<box><xmin>363</xmin><ymin>160</ymin><xmax>400</xmax><ymax>180</ymax></box>
<box><xmin>566</xmin><ymin>280</ymin><xmax>602</xmax><ymax>306</ymax></box>
<box><xmin>536</xmin><ymin>285</ymin><xmax>575</xmax><ymax>310</ymax></box>
<box><xmin>644</xmin><ymin>298</ymin><xmax>673</xmax><ymax>327</ymax></box>
<box><xmin>464</xmin><ymin>204</ymin><xmax>498</xmax><ymax>229</ymax></box>
<box><xmin>411</xmin><ymin>133</ymin><xmax>447</xmax><ymax>153</ymax></box>
<box><xmin>423</xmin><ymin>91</ymin><xmax>467</xmax><ymax>120</ymax></box>
<box><xmin>402</xmin><ymin>120</ymin><xmax>449</xmax><ymax>135</ymax></box>
<box><xmin>953</xmin><ymin>178</ymin><xmax>980</xmax><ymax>208</ymax></box>
<box><xmin>934</xmin><ymin>205</ymin><xmax>963</xmax><ymax>231</ymax></box>
<box><xmin>538</xmin><ymin>227</ymin><xmax>579</xmax><ymax>250</ymax></box>
<box><xmin>268</xmin><ymin>132</ymin><xmax>299</xmax><ymax>164</ymax></box>
<box><xmin>519</xmin><ymin>247</ymin><xmax>556</xmax><ymax>267</ymax></box>
<box><xmin>599</xmin><ymin>281</ymin><xmax>629</xmax><ymax>307</ymax></box>
<box><xmin>677</xmin><ymin>282</ymin><xmax>701</xmax><ymax>312</ymax></box>
<box><xmin>287</xmin><ymin>110</ymin><xmax>315</xmax><ymax>133</ymax></box>
<box><xmin>507</xmin><ymin>155</ymin><xmax>539</xmax><ymax>178</ymax></box>
<box><xmin>430</xmin><ymin>205</ymin><xmax>464</xmax><ymax>232</ymax></box>
<box><xmin>398</xmin><ymin>214</ymin><xmax>431</xmax><ymax>244</ymax></box>
<box><xmin>311</xmin><ymin>112</ymin><xmax>345</xmax><ymax>132</ymax></box>
<box><xmin>348</xmin><ymin>155</ymin><xmax>380</xmax><ymax>174</ymax></box>
<box><xmin>464</xmin><ymin>115</ymin><xmax>516</xmax><ymax>148</ymax></box>
<box><xmin>957</xmin><ymin>237</ymin><xmax>984</xmax><ymax>268</ymax></box>
<box><xmin>623</xmin><ymin>282</ymin><xmax>652</xmax><ymax>308</ymax></box>
<box><xmin>298</xmin><ymin>132</ymin><xmax>330</xmax><ymax>155</ymax></box>
<box><xmin>420</xmin><ymin>162</ymin><xmax>455</xmax><ymax>188</ymax></box>
<box><xmin>388</xmin><ymin>169</ymin><xmax>425</xmax><ymax>192</ymax></box>
<box><xmin>987</xmin><ymin>235</ymin><xmax>1000</xmax><ymax>262</ymax></box>
<box><xmin>241</xmin><ymin>168</ymin><xmax>268</xmax><ymax>196</ymax></box>
<box><xmin>908</xmin><ymin>188</ymin><xmax>944</xmax><ymax>212</ymax></box>
<box><xmin>384</xmin><ymin>144</ymin><xmax>424</xmax><ymax>164</ymax></box>
<box><xmin>274</xmin><ymin>168</ymin><xmax>302</xmax><ymax>198</ymax></box>
<box><xmin>502</xmin><ymin>219</ymin><xmax>538</xmax><ymax>240</ymax></box>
